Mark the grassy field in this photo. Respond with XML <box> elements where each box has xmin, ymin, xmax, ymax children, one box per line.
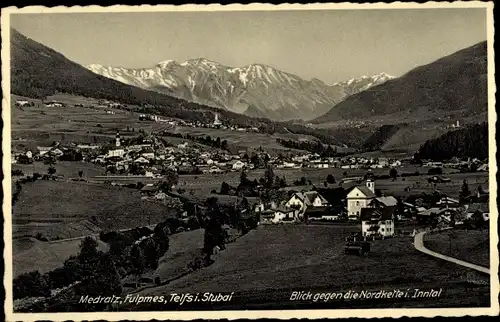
<box><xmin>135</xmin><ymin>224</ymin><xmax>489</xmax><ymax>309</ymax></box>
<box><xmin>178</xmin><ymin>166</ymin><xmax>488</xmax><ymax>200</ymax></box>
<box><xmin>170</xmin><ymin>126</ymin><xmax>333</xmax><ymax>154</ymax></box>
<box><xmin>11</xmin><ymin>93</ymin><xmax>319</xmax><ymax>155</ymax></box>
<box><xmin>12</xmin><ymin>161</ymin><xmax>105</xmax><ymax>178</ymax></box>
<box><xmin>144</xmin><ymin>229</ymin><xmax>205</xmax><ymax>282</ymax></box>
<box><xmin>13</xmin><ymin>180</ymin><xmax>175</xmax><ymax>240</ymax></box>
<box><xmin>13</xmin><ymin>237</ymin><xmax>109</xmax><ymax>277</ymax></box>
<box><xmin>11</xmin><ymin>94</ymin><xmax>172</xmax><ymax>148</ymax></box>
<box><xmin>424</xmin><ymin>230</ymin><xmax>490</xmax><ymax>267</ymax></box>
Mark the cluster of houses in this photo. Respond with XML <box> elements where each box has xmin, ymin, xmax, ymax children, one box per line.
<box><xmin>254</xmin><ymin>178</ymin><xmax>489</xmax><ymax>239</ymax></box>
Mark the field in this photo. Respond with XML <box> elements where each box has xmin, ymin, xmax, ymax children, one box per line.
<box><xmin>134</xmin><ymin>224</ymin><xmax>490</xmax><ymax>309</ymax></box>
<box><xmin>424</xmin><ymin>230</ymin><xmax>490</xmax><ymax>267</ymax></box>
<box><xmin>11</xmin><ymin>94</ymin><xmax>173</xmax><ymax>149</ymax></box>
<box><xmin>11</xmin><ymin>93</ymin><xmax>327</xmax><ymax>155</ymax></box>
<box><xmin>12</xmin><ymin>161</ymin><xmax>105</xmax><ymax>178</ymax></box>
<box><xmin>13</xmin><ymin>180</ymin><xmax>176</xmax><ymax>240</ymax></box>
<box><xmin>178</xmin><ymin>166</ymin><xmax>488</xmax><ymax>200</ymax></box>
<box><xmin>13</xmin><ymin>237</ymin><xmax>109</xmax><ymax>277</ymax></box>
<box><xmin>169</xmin><ymin>126</ymin><xmax>342</xmax><ymax>154</ymax></box>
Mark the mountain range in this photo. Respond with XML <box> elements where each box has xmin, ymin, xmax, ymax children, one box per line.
<box><xmin>87</xmin><ymin>60</ymin><xmax>394</xmax><ymax>121</ymax></box>
<box><xmin>10</xmin><ymin>28</ymin><xmax>489</xmax><ymax>152</ymax></box>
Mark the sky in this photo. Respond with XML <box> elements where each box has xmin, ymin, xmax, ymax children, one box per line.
<box><xmin>11</xmin><ymin>8</ymin><xmax>487</xmax><ymax>84</ymax></box>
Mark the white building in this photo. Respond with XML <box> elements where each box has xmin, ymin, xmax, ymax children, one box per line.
<box><xmin>107</xmin><ymin>149</ymin><xmax>125</xmax><ymax>158</ymax></box>
<box><xmin>346</xmin><ymin>179</ymin><xmax>376</xmax><ymax>219</ymax></box>
<box><xmin>260</xmin><ymin>208</ymin><xmax>299</xmax><ymax>224</ymax></box>
<box><xmin>232</xmin><ymin>160</ymin><xmax>246</xmax><ymax>170</ymax></box>
<box><xmin>285</xmin><ymin>191</ymin><xmax>329</xmax><ymax>213</ymax></box>
<box><xmin>16</xmin><ymin>100</ymin><xmax>30</xmax><ymax>107</ymax></box>
<box><xmin>360</xmin><ymin>207</ymin><xmax>396</xmax><ymax>238</ymax></box>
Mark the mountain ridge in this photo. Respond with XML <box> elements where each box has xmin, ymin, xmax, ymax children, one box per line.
<box><xmin>87</xmin><ymin>59</ymin><xmax>394</xmax><ymax>121</ymax></box>
<box><xmin>312</xmin><ymin>41</ymin><xmax>488</xmax><ymax>123</ymax></box>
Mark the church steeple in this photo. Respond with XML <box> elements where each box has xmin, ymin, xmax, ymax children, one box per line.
<box><xmin>115</xmin><ymin>132</ymin><xmax>121</xmax><ymax>147</ymax></box>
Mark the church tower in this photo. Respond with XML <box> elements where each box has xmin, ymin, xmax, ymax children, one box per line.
<box><xmin>115</xmin><ymin>132</ymin><xmax>121</xmax><ymax>147</ymax></box>
<box><xmin>366</xmin><ymin>179</ymin><xmax>375</xmax><ymax>194</ymax></box>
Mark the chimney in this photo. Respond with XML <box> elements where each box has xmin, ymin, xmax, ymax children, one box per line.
<box><xmin>366</xmin><ymin>179</ymin><xmax>375</xmax><ymax>194</ymax></box>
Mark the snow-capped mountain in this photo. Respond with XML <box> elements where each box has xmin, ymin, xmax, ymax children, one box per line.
<box><xmin>87</xmin><ymin>59</ymin><xmax>394</xmax><ymax>121</ymax></box>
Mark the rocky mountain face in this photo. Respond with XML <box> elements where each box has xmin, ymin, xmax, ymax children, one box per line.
<box><xmin>87</xmin><ymin>59</ymin><xmax>393</xmax><ymax>121</ymax></box>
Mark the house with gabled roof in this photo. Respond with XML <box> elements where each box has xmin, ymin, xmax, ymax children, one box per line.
<box><xmin>360</xmin><ymin>206</ymin><xmax>396</xmax><ymax>238</ymax></box>
<box><xmin>369</xmin><ymin>196</ymin><xmax>398</xmax><ymax>208</ymax></box>
<box><xmin>260</xmin><ymin>207</ymin><xmax>299</xmax><ymax>224</ymax></box>
<box><xmin>285</xmin><ymin>191</ymin><xmax>329</xmax><ymax>213</ymax></box>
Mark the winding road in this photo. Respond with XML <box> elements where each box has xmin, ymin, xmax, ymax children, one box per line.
<box><xmin>414</xmin><ymin>231</ymin><xmax>490</xmax><ymax>275</ymax></box>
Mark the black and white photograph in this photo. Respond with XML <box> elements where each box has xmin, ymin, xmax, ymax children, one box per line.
<box><xmin>2</xmin><ymin>2</ymin><xmax>498</xmax><ymax>320</ymax></box>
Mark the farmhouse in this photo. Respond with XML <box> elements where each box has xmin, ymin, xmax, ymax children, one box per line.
<box><xmin>260</xmin><ymin>207</ymin><xmax>299</xmax><ymax>224</ymax></box>
<box><xmin>360</xmin><ymin>206</ymin><xmax>396</xmax><ymax>238</ymax></box>
<box><xmin>134</xmin><ymin>156</ymin><xmax>150</xmax><ymax>164</ymax></box>
<box><xmin>369</xmin><ymin>196</ymin><xmax>398</xmax><ymax>208</ymax></box>
<box><xmin>285</xmin><ymin>191</ymin><xmax>329</xmax><ymax>212</ymax></box>
<box><xmin>346</xmin><ymin>179</ymin><xmax>376</xmax><ymax>219</ymax></box>
<box><xmin>231</xmin><ymin>160</ymin><xmax>247</xmax><ymax>170</ymax></box>
<box><xmin>16</xmin><ymin>100</ymin><xmax>31</xmax><ymax>107</ymax></box>
<box><xmin>37</xmin><ymin>146</ymin><xmax>53</xmax><ymax>156</ymax></box>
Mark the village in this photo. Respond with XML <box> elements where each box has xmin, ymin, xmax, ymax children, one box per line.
<box><xmin>11</xmin><ymin>106</ymin><xmax>490</xmax><ymax>234</ymax></box>
<box><xmin>11</xmin><ymin>98</ymin><xmax>491</xmax><ymax>312</ymax></box>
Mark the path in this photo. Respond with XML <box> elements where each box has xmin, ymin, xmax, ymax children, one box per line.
<box><xmin>414</xmin><ymin>231</ymin><xmax>490</xmax><ymax>274</ymax></box>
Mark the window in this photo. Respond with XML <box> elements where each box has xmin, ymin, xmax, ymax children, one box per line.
<box><xmin>356</xmin><ymin>201</ymin><xmax>360</xmax><ymax>206</ymax></box>
<box><xmin>381</xmin><ymin>228</ymin><xmax>385</xmax><ymax>232</ymax></box>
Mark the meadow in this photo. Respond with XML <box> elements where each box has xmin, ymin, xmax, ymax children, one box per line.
<box><xmin>11</xmin><ymin>94</ymin><xmax>329</xmax><ymax>155</ymax></box>
<box><xmin>13</xmin><ymin>180</ymin><xmax>175</xmax><ymax>240</ymax></box>
<box><xmin>424</xmin><ymin>230</ymin><xmax>490</xmax><ymax>268</ymax></box>
<box><xmin>178</xmin><ymin>166</ymin><xmax>488</xmax><ymax>200</ymax></box>
<box><xmin>135</xmin><ymin>224</ymin><xmax>490</xmax><ymax>309</ymax></box>
<box><xmin>12</xmin><ymin>161</ymin><xmax>105</xmax><ymax>178</ymax></box>
<box><xmin>13</xmin><ymin>237</ymin><xmax>109</xmax><ymax>277</ymax></box>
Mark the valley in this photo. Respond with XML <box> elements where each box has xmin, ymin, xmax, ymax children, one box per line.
<box><xmin>7</xmin><ymin>22</ymin><xmax>492</xmax><ymax>315</ymax></box>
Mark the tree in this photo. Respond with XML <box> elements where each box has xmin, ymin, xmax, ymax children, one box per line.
<box><xmin>264</xmin><ymin>164</ymin><xmax>274</xmax><ymax>189</ymax></box>
<box><xmin>78</xmin><ymin>237</ymin><xmax>102</xmax><ymax>279</ymax></box>
<box><xmin>240</xmin><ymin>170</ymin><xmax>249</xmax><ymax>185</ymax></box>
<box><xmin>221</xmin><ymin>140</ymin><xmax>228</xmax><ymax>150</ymax></box>
<box><xmin>78</xmin><ymin>170</ymin><xmax>84</xmax><ymax>178</ymax></box>
<box><xmin>159</xmin><ymin>170</ymin><xmax>178</xmax><ymax>191</ymax></box>
<box><xmin>220</xmin><ymin>181</ymin><xmax>231</xmax><ymax>195</ymax></box>
<box><xmin>477</xmin><ymin>184</ymin><xmax>485</xmax><ymax>195</ymax></box>
<box><xmin>75</xmin><ymin>253</ymin><xmax>122</xmax><ymax>308</ymax></box>
<box><xmin>203</xmin><ymin>198</ymin><xmax>225</xmax><ymax>262</ymax></box>
<box><xmin>326</xmin><ymin>174</ymin><xmax>336</xmax><ymax>184</ymax></box>
<box><xmin>459</xmin><ymin>179</ymin><xmax>471</xmax><ymax>202</ymax></box>
<box><xmin>13</xmin><ymin>270</ymin><xmax>51</xmax><ymax>299</ymax></box>
<box><xmin>389</xmin><ymin>168</ymin><xmax>398</xmax><ymax>181</ymax></box>
<box><xmin>130</xmin><ymin>244</ymin><xmax>145</xmax><ymax>282</ymax></box>
<box><xmin>142</xmin><ymin>238</ymin><xmax>160</xmax><ymax>270</ymax></box>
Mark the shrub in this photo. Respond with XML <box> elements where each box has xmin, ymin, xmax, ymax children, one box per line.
<box><xmin>13</xmin><ymin>271</ymin><xmax>51</xmax><ymax>299</ymax></box>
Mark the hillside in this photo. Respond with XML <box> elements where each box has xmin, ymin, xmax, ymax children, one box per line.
<box><xmin>87</xmin><ymin>59</ymin><xmax>393</xmax><ymax>121</ymax></box>
<box><xmin>416</xmin><ymin>122</ymin><xmax>488</xmax><ymax>161</ymax></box>
<box><xmin>9</xmin><ymin>29</ymin><xmax>374</xmax><ymax>149</ymax></box>
<box><xmin>313</xmin><ymin>41</ymin><xmax>488</xmax><ymax>123</ymax></box>
<box><xmin>361</xmin><ymin>124</ymin><xmax>406</xmax><ymax>152</ymax></box>
<box><xmin>10</xmin><ymin>29</ymin><xmax>275</xmax><ymax>130</ymax></box>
